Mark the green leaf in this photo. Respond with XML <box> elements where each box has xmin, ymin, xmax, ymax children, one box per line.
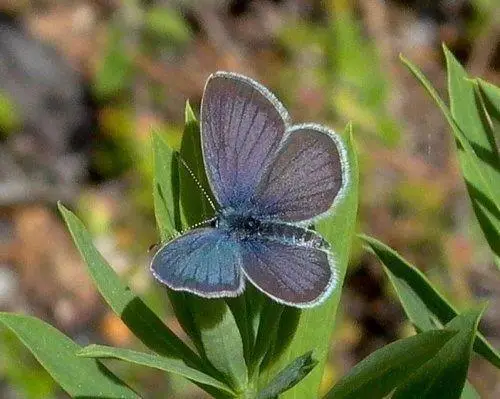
<box><xmin>445</xmin><ymin>46</ymin><xmax>499</xmax><ymax>171</ymax></box>
<box><xmin>179</xmin><ymin>100</ymin><xmax>216</xmax><ymax>226</ymax></box>
<box><xmin>478</xmin><ymin>78</ymin><xmax>500</xmax><ymax>123</ymax></box>
<box><xmin>244</xmin><ymin>285</ymin><xmax>267</xmax><ymax>352</ymax></box>
<box><xmin>0</xmin><ymin>313</ymin><xmax>138</xmax><ymax>398</ymax></box>
<box><xmin>260</xmin><ymin>124</ymin><xmax>359</xmax><ymax>397</ymax></box>
<box><xmin>400</xmin><ymin>54</ymin><xmax>500</xmax><ymax>219</ymax></box>
<box><xmin>226</xmin><ymin>293</ymin><xmax>254</xmax><ymax>367</ymax></box>
<box><xmin>249</xmin><ymin>299</ymin><xmax>284</xmax><ymax>378</ymax></box>
<box><xmin>360</xmin><ymin>234</ymin><xmax>500</xmax><ymax>369</ymax></box>
<box><xmin>175</xmin><ymin>102</ymin><xmax>248</xmax><ymax>391</ymax></box>
<box><xmin>393</xmin><ymin>307</ymin><xmax>485</xmax><ymax>399</ymax></box>
<box><xmin>258</xmin><ymin>352</ymin><xmax>317</xmax><ymax>399</ymax></box>
<box><xmin>461</xmin><ymin>381</ymin><xmax>481</xmax><ymax>399</ymax></box>
<box><xmin>58</xmin><ymin>204</ymin><xmax>204</xmax><ymax>370</ymax></box>
<box><xmin>93</xmin><ymin>24</ymin><xmax>134</xmax><ymax>99</ymax></box>
<box><xmin>324</xmin><ymin>330</ymin><xmax>456</xmax><ymax>399</ymax></box>
<box><xmin>443</xmin><ymin>46</ymin><xmax>500</xmax><ymax>262</ymax></box>
<box><xmin>226</xmin><ymin>285</ymin><xmax>267</xmax><ymax>372</ymax></box>
<box><xmin>189</xmin><ymin>297</ymin><xmax>248</xmax><ymax>391</ymax></box>
<box><xmin>61</xmin><ymin>204</ymin><xmax>231</xmax><ymax>397</ymax></box>
<box><xmin>152</xmin><ymin>131</ymin><xmax>181</xmax><ymax>240</ymax></box>
<box><xmin>78</xmin><ymin>345</ymin><xmax>234</xmax><ymax>395</ymax></box>
<box><xmin>0</xmin><ymin>326</ymin><xmax>57</xmax><ymax>399</ymax></box>
<box><xmin>151</xmin><ymin>128</ymin><xmax>204</xmax><ymax>354</ymax></box>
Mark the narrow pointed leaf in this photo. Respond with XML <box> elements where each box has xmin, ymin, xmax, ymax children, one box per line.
<box><xmin>258</xmin><ymin>351</ymin><xmax>317</xmax><ymax>399</ymax></box>
<box><xmin>179</xmin><ymin>100</ymin><xmax>216</xmax><ymax>225</ymax></box>
<box><xmin>260</xmin><ymin>124</ymin><xmax>359</xmax><ymax>397</ymax></box>
<box><xmin>151</xmin><ymin>129</ymin><xmax>204</xmax><ymax>354</ymax></box>
<box><xmin>0</xmin><ymin>313</ymin><xmax>138</xmax><ymax>398</ymax></box>
<box><xmin>393</xmin><ymin>307</ymin><xmax>486</xmax><ymax>399</ymax></box>
<box><xmin>443</xmin><ymin>46</ymin><xmax>500</xmax><ymax>261</ymax></box>
<box><xmin>78</xmin><ymin>345</ymin><xmax>234</xmax><ymax>395</ymax></box>
<box><xmin>190</xmin><ymin>297</ymin><xmax>248</xmax><ymax>391</ymax></box>
<box><xmin>58</xmin><ymin>204</ymin><xmax>204</xmax><ymax>370</ymax></box>
<box><xmin>478</xmin><ymin>78</ymin><xmax>500</xmax><ymax>122</ymax></box>
<box><xmin>61</xmin><ymin>204</ymin><xmax>230</xmax><ymax>397</ymax></box>
<box><xmin>176</xmin><ymin>103</ymin><xmax>248</xmax><ymax>391</ymax></box>
<box><xmin>152</xmin><ymin>131</ymin><xmax>181</xmax><ymax>240</ymax></box>
<box><xmin>324</xmin><ymin>330</ymin><xmax>456</xmax><ymax>399</ymax></box>
<box><xmin>445</xmin><ymin>46</ymin><xmax>499</xmax><ymax>175</ymax></box>
<box><xmin>226</xmin><ymin>293</ymin><xmax>254</xmax><ymax>367</ymax></box>
<box><xmin>360</xmin><ymin>234</ymin><xmax>500</xmax><ymax>369</ymax></box>
<box><xmin>249</xmin><ymin>299</ymin><xmax>284</xmax><ymax>377</ymax></box>
<box><xmin>400</xmin><ymin>54</ymin><xmax>500</xmax><ymax>215</ymax></box>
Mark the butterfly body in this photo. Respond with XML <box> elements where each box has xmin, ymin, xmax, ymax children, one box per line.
<box><xmin>151</xmin><ymin>71</ymin><xmax>349</xmax><ymax>308</ymax></box>
<box><xmin>215</xmin><ymin>209</ymin><xmax>328</xmax><ymax>249</ymax></box>
<box><xmin>216</xmin><ymin>210</ymin><xmax>262</xmax><ymax>239</ymax></box>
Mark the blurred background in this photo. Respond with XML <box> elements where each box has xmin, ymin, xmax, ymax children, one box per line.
<box><xmin>0</xmin><ymin>0</ymin><xmax>499</xmax><ymax>397</ymax></box>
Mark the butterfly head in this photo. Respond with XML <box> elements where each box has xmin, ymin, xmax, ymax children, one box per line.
<box><xmin>216</xmin><ymin>208</ymin><xmax>261</xmax><ymax>240</ymax></box>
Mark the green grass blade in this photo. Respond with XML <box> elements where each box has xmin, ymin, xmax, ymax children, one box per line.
<box><xmin>58</xmin><ymin>204</ymin><xmax>204</xmax><ymax>370</ymax></box>
<box><xmin>260</xmin><ymin>124</ymin><xmax>359</xmax><ymax>397</ymax></box>
<box><xmin>360</xmin><ymin>234</ymin><xmax>500</xmax><ymax>369</ymax></box>
<box><xmin>324</xmin><ymin>330</ymin><xmax>456</xmax><ymax>399</ymax></box>
<box><xmin>0</xmin><ymin>313</ymin><xmax>138</xmax><ymax>398</ymax></box>
<box><xmin>393</xmin><ymin>307</ymin><xmax>486</xmax><ymax>399</ymax></box>
<box><xmin>78</xmin><ymin>345</ymin><xmax>235</xmax><ymax>395</ymax></box>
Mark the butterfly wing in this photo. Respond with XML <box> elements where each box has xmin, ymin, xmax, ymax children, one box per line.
<box><xmin>150</xmin><ymin>228</ymin><xmax>244</xmax><ymax>297</ymax></box>
<box><xmin>240</xmin><ymin>229</ymin><xmax>337</xmax><ymax>308</ymax></box>
<box><xmin>201</xmin><ymin>72</ymin><xmax>289</xmax><ymax>209</ymax></box>
<box><xmin>253</xmin><ymin>124</ymin><xmax>348</xmax><ymax>223</ymax></box>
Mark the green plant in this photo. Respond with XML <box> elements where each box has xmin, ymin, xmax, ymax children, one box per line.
<box><xmin>0</xmin><ymin>46</ymin><xmax>498</xmax><ymax>398</ymax></box>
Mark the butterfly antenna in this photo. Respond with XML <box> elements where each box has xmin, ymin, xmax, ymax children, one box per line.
<box><xmin>177</xmin><ymin>156</ymin><xmax>216</xmax><ymax>212</ymax></box>
<box><xmin>180</xmin><ymin>216</ymin><xmax>218</xmax><ymax>235</ymax></box>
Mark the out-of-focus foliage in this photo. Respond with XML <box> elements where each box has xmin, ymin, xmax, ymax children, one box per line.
<box><xmin>0</xmin><ymin>92</ymin><xmax>21</xmax><ymax>133</ymax></box>
<box><xmin>145</xmin><ymin>7</ymin><xmax>192</xmax><ymax>45</ymax></box>
<box><xmin>1</xmin><ymin>0</ymin><xmax>500</xmax><ymax>397</ymax></box>
<box><xmin>93</xmin><ymin>24</ymin><xmax>135</xmax><ymax>100</ymax></box>
<box><xmin>277</xmin><ymin>5</ymin><xmax>400</xmax><ymax>146</ymax></box>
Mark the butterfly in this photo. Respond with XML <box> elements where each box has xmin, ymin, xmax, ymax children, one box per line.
<box><xmin>151</xmin><ymin>72</ymin><xmax>349</xmax><ymax>308</ymax></box>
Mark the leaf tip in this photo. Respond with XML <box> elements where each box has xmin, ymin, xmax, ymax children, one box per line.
<box><xmin>57</xmin><ymin>202</ymin><xmax>72</xmax><ymax>221</ymax></box>
<box><xmin>441</xmin><ymin>42</ymin><xmax>451</xmax><ymax>54</ymax></box>
<box><xmin>184</xmin><ymin>99</ymin><xmax>197</xmax><ymax>124</ymax></box>
<box><xmin>399</xmin><ymin>53</ymin><xmax>410</xmax><ymax>65</ymax></box>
